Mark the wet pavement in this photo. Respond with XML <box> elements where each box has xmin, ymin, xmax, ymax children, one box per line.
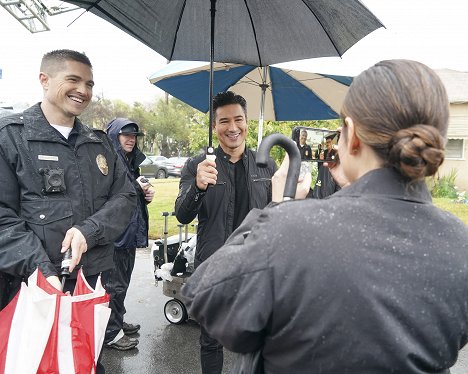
<box><xmin>101</xmin><ymin>247</ymin><xmax>468</xmax><ymax>373</ymax></box>
<box><xmin>101</xmin><ymin>246</ymin><xmax>234</xmax><ymax>374</ymax></box>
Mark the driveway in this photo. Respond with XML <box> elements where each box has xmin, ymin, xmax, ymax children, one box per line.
<box><xmin>101</xmin><ymin>247</ymin><xmax>234</xmax><ymax>373</ymax></box>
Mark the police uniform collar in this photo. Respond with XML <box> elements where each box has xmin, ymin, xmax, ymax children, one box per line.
<box><xmin>22</xmin><ymin>103</ymin><xmax>101</xmax><ymax>143</ymax></box>
<box><xmin>22</xmin><ymin>104</ymin><xmax>65</xmax><ymax>141</ymax></box>
<box><xmin>334</xmin><ymin>167</ymin><xmax>432</xmax><ymax>203</ymax></box>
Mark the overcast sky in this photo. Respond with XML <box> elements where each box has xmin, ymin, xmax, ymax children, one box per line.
<box><xmin>1</xmin><ymin>0</ymin><xmax>468</xmax><ymax>109</ymax></box>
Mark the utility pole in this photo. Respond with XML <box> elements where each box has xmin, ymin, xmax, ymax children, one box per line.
<box><xmin>165</xmin><ymin>59</ymin><xmax>170</xmax><ymax>104</ymax></box>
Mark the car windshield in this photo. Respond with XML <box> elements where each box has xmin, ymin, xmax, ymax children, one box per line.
<box><xmin>141</xmin><ymin>155</ymin><xmax>168</xmax><ymax>166</ymax></box>
<box><xmin>149</xmin><ymin>156</ymin><xmax>167</xmax><ymax>162</ymax></box>
<box><xmin>140</xmin><ymin>157</ymin><xmax>152</xmax><ymax>166</ymax></box>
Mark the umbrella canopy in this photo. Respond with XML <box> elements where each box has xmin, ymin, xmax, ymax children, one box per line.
<box><xmin>0</xmin><ymin>269</ymin><xmax>110</xmax><ymax>374</ymax></box>
<box><xmin>149</xmin><ymin>61</ymin><xmax>353</xmax><ymax>145</ymax></box>
<box><xmin>62</xmin><ymin>0</ymin><xmax>383</xmax><ymax>149</ymax></box>
<box><xmin>62</xmin><ymin>0</ymin><xmax>382</xmax><ymax>66</ymax></box>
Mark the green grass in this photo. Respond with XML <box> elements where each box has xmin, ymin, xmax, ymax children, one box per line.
<box><xmin>433</xmin><ymin>198</ymin><xmax>468</xmax><ymax>226</ymax></box>
<box><xmin>146</xmin><ymin>179</ymin><xmax>468</xmax><ymax>240</ymax></box>
<box><xmin>147</xmin><ymin>178</ymin><xmax>187</xmax><ymax>239</ymax></box>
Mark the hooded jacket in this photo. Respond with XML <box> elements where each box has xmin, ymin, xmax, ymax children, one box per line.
<box><xmin>106</xmin><ymin>118</ymin><xmax>149</xmax><ymax>249</ymax></box>
<box><xmin>0</xmin><ymin>104</ymin><xmax>137</xmax><ymax>286</ymax></box>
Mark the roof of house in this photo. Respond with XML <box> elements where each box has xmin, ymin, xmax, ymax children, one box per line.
<box><xmin>436</xmin><ymin>69</ymin><xmax>468</xmax><ymax>104</ymax></box>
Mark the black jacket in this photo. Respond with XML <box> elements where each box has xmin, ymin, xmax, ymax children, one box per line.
<box><xmin>106</xmin><ymin>118</ymin><xmax>149</xmax><ymax>249</ymax></box>
<box><xmin>297</xmin><ymin>143</ymin><xmax>312</xmax><ymax>160</ymax></box>
<box><xmin>182</xmin><ymin>167</ymin><xmax>468</xmax><ymax>373</ymax></box>
<box><xmin>312</xmin><ymin>163</ymin><xmax>340</xmax><ymax>199</ymax></box>
<box><xmin>175</xmin><ymin>146</ymin><xmax>276</xmax><ymax>263</ymax></box>
<box><xmin>0</xmin><ymin>104</ymin><xmax>136</xmax><ymax>286</ymax></box>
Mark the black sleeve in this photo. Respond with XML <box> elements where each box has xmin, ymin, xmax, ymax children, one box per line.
<box><xmin>181</xmin><ymin>208</ymin><xmax>274</xmax><ymax>353</ymax></box>
<box><xmin>175</xmin><ymin>157</ymin><xmax>205</xmax><ymax>224</ymax></box>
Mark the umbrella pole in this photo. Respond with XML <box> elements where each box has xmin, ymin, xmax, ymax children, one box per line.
<box><xmin>257</xmin><ymin>66</ymin><xmax>268</xmax><ymax>150</ymax></box>
<box><xmin>207</xmin><ymin>0</ymin><xmax>217</xmax><ymax>156</ymax></box>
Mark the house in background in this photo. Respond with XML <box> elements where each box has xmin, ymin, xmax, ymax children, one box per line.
<box><xmin>436</xmin><ymin>69</ymin><xmax>468</xmax><ymax>192</ymax></box>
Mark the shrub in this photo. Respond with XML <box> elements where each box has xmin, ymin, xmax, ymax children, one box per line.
<box><xmin>427</xmin><ymin>169</ymin><xmax>458</xmax><ymax>198</ymax></box>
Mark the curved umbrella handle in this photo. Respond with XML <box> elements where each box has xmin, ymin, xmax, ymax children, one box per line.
<box><xmin>256</xmin><ymin>133</ymin><xmax>301</xmax><ymax>200</ymax></box>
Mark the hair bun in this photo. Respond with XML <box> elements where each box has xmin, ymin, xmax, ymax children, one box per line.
<box><xmin>388</xmin><ymin>124</ymin><xmax>445</xmax><ymax>180</ymax></box>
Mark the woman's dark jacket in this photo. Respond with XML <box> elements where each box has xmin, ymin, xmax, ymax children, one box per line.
<box><xmin>0</xmin><ymin>104</ymin><xmax>137</xmax><ymax>283</ymax></box>
<box><xmin>182</xmin><ymin>167</ymin><xmax>468</xmax><ymax>373</ymax></box>
<box><xmin>106</xmin><ymin>118</ymin><xmax>149</xmax><ymax>250</ymax></box>
<box><xmin>175</xmin><ymin>146</ymin><xmax>276</xmax><ymax>263</ymax></box>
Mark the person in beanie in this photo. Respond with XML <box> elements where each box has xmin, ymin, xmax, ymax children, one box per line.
<box><xmin>104</xmin><ymin>118</ymin><xmax>155</xmax><ymax>350</ymax></box>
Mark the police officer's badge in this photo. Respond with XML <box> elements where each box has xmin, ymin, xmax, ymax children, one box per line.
<box><xmin>96</xmin><ymin>154</ymin><xmax>108</xmax><ymax>175</ymax></box>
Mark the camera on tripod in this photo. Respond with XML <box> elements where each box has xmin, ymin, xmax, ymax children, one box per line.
<box><xmin>39</xmin><ymin>168</ymin><xmax>66</xmax><ymax>193</ymax></box>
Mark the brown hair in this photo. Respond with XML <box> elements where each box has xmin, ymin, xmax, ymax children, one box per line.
<box><xmin>40</xmin><ymin>49</ymin><xmax>92</xmax><ymax>75</ymax></box>
<box><xmin>341</xmin><ymin>59</ymin><xmax>448</xmax><ymax>181</ymax></box>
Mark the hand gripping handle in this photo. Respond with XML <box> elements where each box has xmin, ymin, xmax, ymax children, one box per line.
<box><xmin>256</xmin><ymin>134</ymin><xmax>301</xmax><ymax>200</ymax></box>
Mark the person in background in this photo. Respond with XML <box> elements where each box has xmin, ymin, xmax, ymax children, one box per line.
<box><xmin>104</xmin><ymin>118</ymin><xmax>155</xmax><ymax>350</ymax></box>
<box><xmin>313</xmin><ymin>133</ymin><xmax>340</xmax><ymax>198</ymax></box>
<box><xmin>175</xmin><ymin>91</ymin><xmax>276</xmax><ymax>374</ymax></box>
<box><xmin>297</xmin><ymin>129</ymin><xmax>313</xmax><ymax>160</ymax></box>
<box><xmin>0</xmin><ymin>49</ymin><xmax>136</xmax><ymax>373</ymax></box>
<box><xmin>181</xmin><ymin>60</ymin><xmax>468</xmax><ymax>373</ymax></box>
<box><xmin>317</xmin><ymin>133</ymin><xmax>338</xmax><ymax>161</ymax></box>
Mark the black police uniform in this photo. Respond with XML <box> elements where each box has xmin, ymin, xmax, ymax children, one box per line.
<box><xmin>0</xmin><ymin>103</ymin><xmax>136</xmax><ymax>309</ymax></box>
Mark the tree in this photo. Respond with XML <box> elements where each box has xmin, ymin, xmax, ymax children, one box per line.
<box><xmin>188</xmin><ymin>117</ymin><xmax>341</xmax><ymax>165</ymax></box>
<box><xmin>78</xmin><ymin>95</ymin><xmax>340</xmax><ymax>163</ymax></box>
<box><xmin>79</xmin><ymin>97</ymin><xmax>134</xmax><ymax>130</ymax></box>
<box><xmin>79</xmin><ymin>97</ymin><xmax>116</xmax><ymax>129</ymax></box>
<box><xmin>148</xmin><ymin>98</ymin><xmax>199</xmax><ymax>156</ymax></box>
<box><xmin>187</xmin><ymin>111</ymin><xmax>211</xmax><ymax>156</ymax></box>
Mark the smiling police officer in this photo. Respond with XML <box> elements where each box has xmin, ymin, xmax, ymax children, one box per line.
<box><xmin>0</xmin><ymin>50</ymin><xmax>136</xmax><ymax>328</ymax></box>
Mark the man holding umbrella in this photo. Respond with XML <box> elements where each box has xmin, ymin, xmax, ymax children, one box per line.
<box><xmin>175</xmin><ymin>91</ymin><xmax>276</xmax><ymax>373</ymax></box>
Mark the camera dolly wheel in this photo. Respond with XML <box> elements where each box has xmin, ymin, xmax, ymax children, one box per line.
<box><xmin>164</xmin><ymin>298</ymin><xmax>188</xmax><ymax>324</ymax></box>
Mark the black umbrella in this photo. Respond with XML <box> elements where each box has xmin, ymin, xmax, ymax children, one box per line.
<box><xmin>63</xmin><ymin>0</ymin><xmax>383</xmax><ymax>151</ymax></box>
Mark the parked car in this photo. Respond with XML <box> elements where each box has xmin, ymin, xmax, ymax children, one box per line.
<box><xmin>140</xmin><ymin>155</ymin><xmax>172</xmax><ymax>179</ymax></box>
<box><xmin>0</xmin><ymin>104</ymin><xmax>15</xmax><ymax>118</ymax></box>
<box><xmin>166</xmin><ymin>156</ymin><xmax>189</xmax><ymax>177</ymax></box>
